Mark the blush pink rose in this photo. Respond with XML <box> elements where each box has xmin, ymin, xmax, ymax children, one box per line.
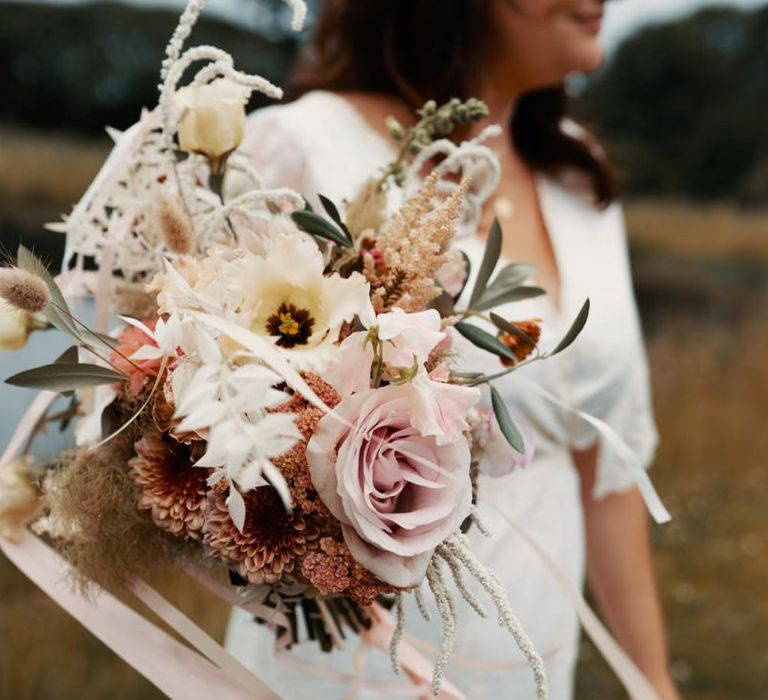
<box><xmin>306</xmin><ymin>384</ymin><xmax>473</xmax><ymax>588</ymax></box>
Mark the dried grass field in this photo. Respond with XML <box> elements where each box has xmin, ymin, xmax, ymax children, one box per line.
<box><xmin>1</xmin><ymin>128</ymin><xmax>767</xmax><ymax>699</ymax></box>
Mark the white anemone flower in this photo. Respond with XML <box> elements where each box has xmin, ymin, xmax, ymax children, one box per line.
<box><xmin>233</xmin><ymin>234</ymin><xmax>374</xmax><ymax>371</ymax></box>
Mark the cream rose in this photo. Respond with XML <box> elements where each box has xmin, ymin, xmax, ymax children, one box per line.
<box><xmin>174</xmin><ymin>78</ymin><xmax>250</xmax><ymax>161</ymax></box>
<box><xmin>307</xmin><ymin>384</ymin><xmax>473</xmax><ymax>588</ymax></box>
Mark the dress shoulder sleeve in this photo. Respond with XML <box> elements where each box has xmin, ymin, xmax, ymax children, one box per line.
<box><xmin>240</xmin><ymin>106</ymin><xmax>315</xmax><ymax>195</ymax></box>
<box><xmin>568</xmin><ymin>204</ymin><xmax>660</xmax><ymax>499</ymax></box>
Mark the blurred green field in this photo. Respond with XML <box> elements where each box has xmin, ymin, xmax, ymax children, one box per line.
<box><xmin>1</xmin><ymin>126</ymin><xmax>767</xmax><ymax>699</ymax></box>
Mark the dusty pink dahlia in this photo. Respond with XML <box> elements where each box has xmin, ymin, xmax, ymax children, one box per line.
<box><xmin>203</xmin><ymin>485</ymin><xmax>318</xmax><ymax>585</ymax></box>
<box><xmin>128</xmin><ymin>431</ymin><xmax>208</xmax><ymax>540</ymax></box>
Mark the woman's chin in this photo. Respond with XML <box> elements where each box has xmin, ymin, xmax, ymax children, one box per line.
<box><xmin>569</xmin><ymin>44</ymin><xmax>606</xmax><ymax>75</ymax></box>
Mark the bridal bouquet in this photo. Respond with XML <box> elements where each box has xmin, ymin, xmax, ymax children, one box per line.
<box><xmin>0</xmin><ymin>0</ymin><xmax>589</xmax><ymax>696</ymax></box>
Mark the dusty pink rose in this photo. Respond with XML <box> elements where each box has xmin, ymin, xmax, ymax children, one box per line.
<box><xmin>307</xmin><ymin>383</ymin><xmax>473</xmax><ymax>588</ymax></box>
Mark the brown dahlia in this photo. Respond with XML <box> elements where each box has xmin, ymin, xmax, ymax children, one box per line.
<box><xmin>203</xmin><ymin>484</ymin><xmax>318</xmax><ymax>585</ymax></box>
<box><xmin>128</xmin><ymin>431</ymin><xmax>208</xmax><ymax>540</ymax></box>
<box><xmin>152</xmin><ymin>382</ymin><xmax>202</xmax><ymax>446</ymax></box>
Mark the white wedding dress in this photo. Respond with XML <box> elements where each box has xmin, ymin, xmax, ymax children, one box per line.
<box><xmin>225</xmin><ymin>91</ymin><xmax>658</xmax><ymax>700</ymax></box>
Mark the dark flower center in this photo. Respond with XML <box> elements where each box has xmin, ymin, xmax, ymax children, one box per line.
<box><xmin>266</xmin><ymin>302</ymin><xmax>315</xmax><ymax>348</ymax></box>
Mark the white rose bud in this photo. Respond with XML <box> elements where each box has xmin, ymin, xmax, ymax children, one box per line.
<box><xmin>0</xmin><ymin>300</ymin><xmax>36</xmax><ymax>351</ymax></box>
<box><xmin>173</xmin><ymin>78</ymin><xmax>251</xmax><ymax>164</ymax></box>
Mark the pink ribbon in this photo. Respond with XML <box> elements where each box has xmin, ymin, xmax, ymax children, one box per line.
<box><xmin>0</xmin><ymin>391</ymin><xmax>57</xmax><ymax>465</ymax></box>
<box><xmin>0</xmin><ymin>530</ymin><xmax>279</xmax><ymax>699</ymax></box>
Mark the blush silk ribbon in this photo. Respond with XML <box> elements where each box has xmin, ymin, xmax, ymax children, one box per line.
<box><xmin>0</xmin><ymin>530</ymin><xmax>280</xmax><ymax>700</ymax></box>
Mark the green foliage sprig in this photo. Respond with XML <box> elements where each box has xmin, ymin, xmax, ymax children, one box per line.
<box><xmin>453</xmin><ymin>219</ymin><xmax>591</xmax><ymax>386</ymax></box>
<box><xmin>378</xmin><ymin>97</ymin><xmax>489</xmax><ymax>189</ymax></box>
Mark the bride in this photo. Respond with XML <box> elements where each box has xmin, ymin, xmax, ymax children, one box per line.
<box><xmin>227</xmin><ymin>1</ymin><xmax>681</xmax><ymax>698</ymax></box>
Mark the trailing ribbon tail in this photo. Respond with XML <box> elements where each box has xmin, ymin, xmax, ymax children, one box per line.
<box><xmin>487</xmin><ymin>502</ymin><xmax>662</xmax><ymax>700</ymax></box>
<box><xmin>0</xmin><ymin>531</ymin><xmax>280</xmax><ymax>700</ymax></box>
<box><xmin>513</xmin><ymin>377</ymin><xmax>672</xmax><ymax>524</ymax></box>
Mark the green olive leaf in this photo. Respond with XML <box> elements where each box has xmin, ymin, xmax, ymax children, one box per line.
<box><xmin>489</xmin><ymin>312</ymin><xmax>538</xmax><ymax>347</ymax></box>
<box><xmin>6</xmin><ymin>362</ymin><xmax>126</xmax><ymax>394</ymax></box>
<box><xmin>468</xmin><ymin>218</ymin><xmax>502</xmax><ymax>308</ymax></box>
<box><xmin>490</xmin><ymin>385</ymin><xmax>525</xmax><ymax>453</ymax></box>
<box><xmin>473</xmin><ymin>285</ymin><xmax>546</xmax><ymax>312</ymax></box>
<box><xmin>318</xmin><ymin>194</ymin><xmax>353</xmax><ymax>242</ymax></box>
<box><xmin>485</xmin><ymin>263</ymin><xmax>536</xmax><ymax>296</ymax></box>
<box><xmin>54</xmin><ymin>346</ymin><xmax>80</xmax><ymax>364</ymax></box>
<box><xmin>291</xmin><ymin>210</ymin><xmax>353</xmax><ymax>248</ymax></box>
<box><xmin>550</xmin><ymin>298</ymin><xmax>590</xmax><ymax>356</ymax></box>
<box><xmin>454</xmin><ymin>321</ymin><xmax>516</xmax><ymax>363</ymax></box>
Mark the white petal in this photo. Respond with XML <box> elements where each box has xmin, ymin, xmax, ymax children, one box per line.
<box><xmin>263</xmin><ymin>461</ymin><xmax>293</xmax><ymax>512</ymax></box>
<box><xmin>175</xmin><ymin>380</ymin><xmax>217</xmax><ymax>417</ymax></box>
<box><xmin>206</xmin><ymin>469</ymin><xmax>226</xmax><ymax>486</ymax></box>
<box><xmin>235</xmin><ymin>460</ymin><xmax>269</xmax><ymax>493</ymax></box>
<box><xmin>176</xmin><ymin>402</ymin><xmax>227</xmax><ymax>432</ymax></box>
<box><xmin>193</xmin><ymin>312</ymin><xmax>336</xmax><ymax>415</ymax></box>
<box><xmin>193</xmin><ymin>325</ymin><xmax>222</xmax><ymax>364</ymax></box>
<box><xmin>226</xmin><ymin>486</ymin><xmax>247</xmax><ymax>533</ymax></box>
<box><xmin>128</xmin><ymin>345</ymin><xmax>165</xmax><ymax>361</ymax></box>
<box><xmin>246</xmin><ymin>413</ymin><xmax>301</xmax><ymax>458</ymax></box>
<box><xmin>321</xmin><ymin>271</ymin><xmax>374</xmax><ymax>331</ymax></box>
<box><xmin>116</xmin><ymin>315</ymin><xmax>156</xmax><ymax>340</ymax></box>
<box><xmin>378</xmin><ymin>308</ymin><xmax>445</xmax><ymax>367</ymax></box>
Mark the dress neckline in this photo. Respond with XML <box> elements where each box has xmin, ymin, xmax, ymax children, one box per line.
<box><xmin>307</xmin><ymin>90</ymin><xmax>566</xmax><ymax>317</ymax></box>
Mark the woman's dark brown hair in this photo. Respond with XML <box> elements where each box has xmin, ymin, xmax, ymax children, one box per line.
<box><xmin>289</xmin><ymin>0</ymin><xmax>617</xmax><ymax>207</ymax></box>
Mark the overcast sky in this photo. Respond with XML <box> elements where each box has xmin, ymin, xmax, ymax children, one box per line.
<box><xmin>602</xmin><ymin>0</ymin><xmax>766</xmax><ymax>48</ymax></box>
<box><xmin>9</xmin><ymin>0</ymin><xmax>768</xmax><ymax>49</ymax></box>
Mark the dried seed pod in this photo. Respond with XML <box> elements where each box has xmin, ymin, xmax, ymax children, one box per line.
<box><xmin>154</xmin><ymin>195</ymin><xmax>194</xmax><ymax>255</ymax></box>
<box><xmin>0</xmin><ymin>267</ymin><xmax>51</xmax><ymax>313</ymax></box>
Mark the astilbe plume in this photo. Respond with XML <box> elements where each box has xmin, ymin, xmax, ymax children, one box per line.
<box><xmin>364</xmin><ymin>173</ymin><xmax>469</xmax><ymax>314</ymax></box>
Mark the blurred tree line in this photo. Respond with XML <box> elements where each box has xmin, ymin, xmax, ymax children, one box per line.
<box><xmin>0</xmin><ymin>1</ymin><xmax>299</xmax><ymax>133</ymax></box>
<box><xmin>581</xmin><ymin>5</ymin><xmax>768</xmax><ymax>205</ymax></box>
<box><xmin>1</xmin><ymin>2</ymin><xmax>766</xmax><ymax>204</ymax></box>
